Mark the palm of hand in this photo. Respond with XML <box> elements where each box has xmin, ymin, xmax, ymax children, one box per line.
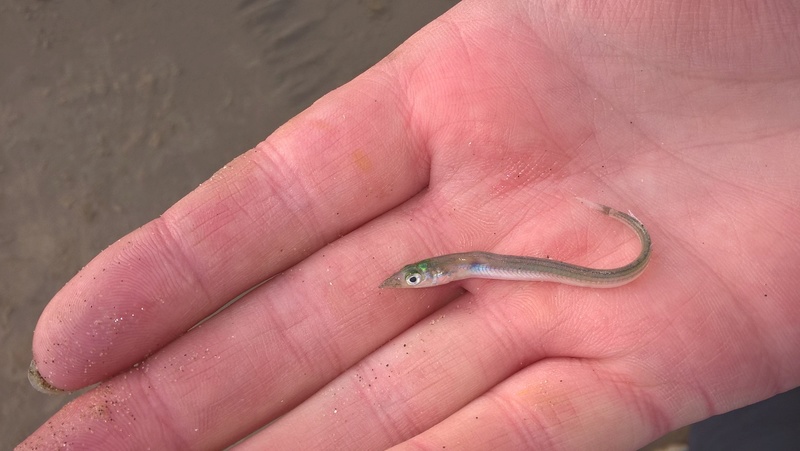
<box><xmin>24</xmin><ymin>1</ymin><xmax>800</xmax><ymax>449</ymax></box>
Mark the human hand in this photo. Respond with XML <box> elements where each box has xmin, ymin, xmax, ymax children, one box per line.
<box><xmin>21</xmin><ymin>0</ymin><xmax>800</xmax><ymax>449</ymax></box>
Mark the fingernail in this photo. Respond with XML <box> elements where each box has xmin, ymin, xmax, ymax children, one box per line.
<box><xmin>28</xmin><ymin>359</ymin><xmax>68</xmax><ymax>395</ymax></box>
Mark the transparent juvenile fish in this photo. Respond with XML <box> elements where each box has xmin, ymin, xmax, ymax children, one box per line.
<box><xmin>380</xmin><ymin>199</ymin><xmax>651</xmax><ymax>289</ymax></box>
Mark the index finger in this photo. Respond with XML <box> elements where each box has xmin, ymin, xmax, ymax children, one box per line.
<box><xmin>31</xmin><ymin>69</ymin><xmax>430</xmax><ymax>391</ymax></box>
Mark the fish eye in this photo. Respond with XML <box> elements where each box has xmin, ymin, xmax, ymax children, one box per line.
<box><xmin>405</xmin><ymin>272</ymin><xmax>423</xmax><ymax>286</ymax></box>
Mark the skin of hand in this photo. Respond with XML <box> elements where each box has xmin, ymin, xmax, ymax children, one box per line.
<box><xmin>20</xmin><ymin>0</ymin><xmax>800</xmax><ymax>449</ymax></box>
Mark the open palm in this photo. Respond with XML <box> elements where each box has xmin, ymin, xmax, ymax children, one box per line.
<box><xmin>22</xmin><ymin>1</ymin><xmax>800</xmax><ymax>449</ymax></box>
